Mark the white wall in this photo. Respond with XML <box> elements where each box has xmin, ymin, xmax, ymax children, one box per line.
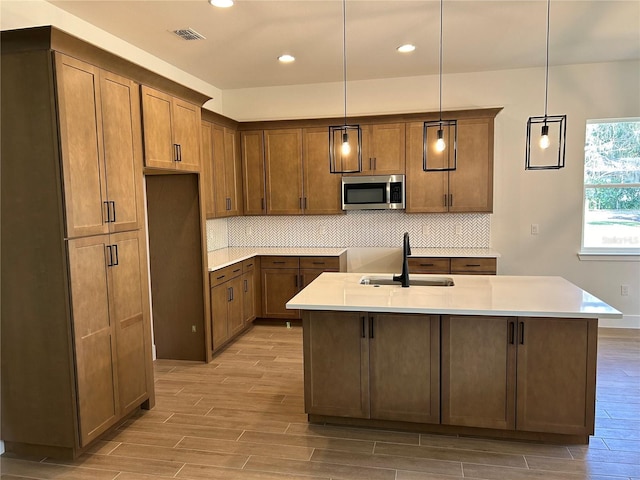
<box><xmin>222</xmin><ymin>61</ymin><xmax>640</xmax><ymax>327</ymax></box>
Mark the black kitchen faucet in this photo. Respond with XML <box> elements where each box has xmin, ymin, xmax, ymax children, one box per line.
<box><xmin>393</xmin><ymin>232</ymin><xmax>411</xmax><ymax>287</ymax></box>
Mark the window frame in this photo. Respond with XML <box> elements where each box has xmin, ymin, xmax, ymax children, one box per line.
<box><xmin>580</xmin><ymin>117</ymin><xmax>640</xmax><ymax>256</ymax></box>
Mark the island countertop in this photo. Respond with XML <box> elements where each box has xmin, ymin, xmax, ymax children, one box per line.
<box><xmin>286</xmin><ymin>272</ymin><xmax>622</xmax><ymax>319</ymax></box>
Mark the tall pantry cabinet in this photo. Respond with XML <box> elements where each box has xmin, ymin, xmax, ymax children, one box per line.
<box><xmin>1</xmin><ymin>38</ymin><xmax>154</xmax><ymax>458</ymax></box>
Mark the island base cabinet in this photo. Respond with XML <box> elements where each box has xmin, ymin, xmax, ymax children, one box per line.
<box><xmin>303</xmin><ymin>311</ymin><xmax>370</xmax><ymax>419</ymax></box>
<box><xmin>516</xmin><ymin>317</ymin><xmax>597</xmax><ymax>435</ymax></box>
<box><xmin>441</xmin><ymin>316</ymin><xmax>516</xmax><ymax>430</ymax></box>
<box><xmin>370</xmin><ymin>314</ymin><xmax>440</xmax><ymax>424</ymax></box>
<box><xmin>442</xmin><ymin>315</ymin><xmax>597</xmax><ymax>436</ymax></box>
<box><xmin>303</xmin><ymin>311</ymin><xmax>440</xmax><ymax>424</ymax></box>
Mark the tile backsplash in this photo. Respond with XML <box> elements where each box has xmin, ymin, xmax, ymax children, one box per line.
<box><xmin>207</xmin><ymin>211</ymin><xmax>490</xmax><ymax>251</ymax></box>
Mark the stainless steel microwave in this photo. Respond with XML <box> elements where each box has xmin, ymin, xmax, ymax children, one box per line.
<box><xmin>341</xmin><ymin>175</ymin><xmax>405</xmax><ymax>210</ymax></box>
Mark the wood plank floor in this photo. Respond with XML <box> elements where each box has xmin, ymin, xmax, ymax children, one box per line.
<box><xmin>2</xmin><ymin>325</ymin><xmax>639</xmax><ymax>480</ymax></box>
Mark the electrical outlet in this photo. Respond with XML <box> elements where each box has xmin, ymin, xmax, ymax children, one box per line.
<box><xmin>531</xmin><ymin>224</ymin><xmax>540</xmax><ymax>235</ymax></box>
<box><xmin>319</xmin><ymin>226</ymin><xmax>327</xmax><ymax>235</ymax></box>
<box><xmin>422</xmin><ymin>225</ymin><xmax>431</xmax><ymax>236</ymax></box>
<box><xmin>246</xmin><ymin>226</ymin><xmax>253</xmax><ymax>236</ymax></box>
<box><xmin>621</xmin><ymin>285</ymin><xmax>629</xmax><ymax>296</ymax></box>
<box><xmin>191</xmin><ymin>325</ymin><xmax>196</xmax><ymax>333</ymax></box>
<box><xmin>455</xmin><ymin>224</ymin><xmax>462</xmax><ymax>235</ymax></box>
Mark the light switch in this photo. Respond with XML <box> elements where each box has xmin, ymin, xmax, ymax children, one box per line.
<box><xmin>531</xmin><ymin>224</ymin><xmax>540</xmax><ymax>235</ymax></box>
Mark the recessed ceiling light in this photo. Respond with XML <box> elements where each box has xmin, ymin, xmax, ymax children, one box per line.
<box><xmin>278</xmin><ymin>54</ymin><xmax>295</xmax><ymax>63</ymax></box>
<box><xmin>397</xmin><ymin>44</ymin><xmax>416</xmax><ymax>53</ymax></box>
<box><xmin>208</xmin><ymin>0</ymin><xmax>233</xmax><ymax>7</ymax></box>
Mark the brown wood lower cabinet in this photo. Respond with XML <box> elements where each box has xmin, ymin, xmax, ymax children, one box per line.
<box><xmin>261</xmin><ymin>255</ymin><xmax>345</xmax><ymax>320</ymax></box>
<box><xmin>69</xmin><ymin>230</ymin><xmax>154</xmax><ymax>448</ymax></box>
<box><xmin>409</xmin><ymin>256</ymin><xmax>497</xmax><ymax>275</ymax></box>
<box><xmin>303</xmin><ymin>311</ymin><xmax>440</xmax><ymax>424</ymax></box>
<box><xmin>210</xmin><ymin>263</ymin><xmax>244</xmax><ymax>351</ymax></box>
<box><xmin>441</xmin><ymin>315</ymin><xmax>597</xmax><ymax>436</ymax></box>
<box><xmin>303</xmin><ymin>311</ymin><xmax>597</xmax><ymax>442</ymax></box>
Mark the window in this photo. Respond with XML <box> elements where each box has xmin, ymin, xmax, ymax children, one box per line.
<box><xmin>582</xmin><ymin>119</ymin><xmax>640</xmax><ymax>253</ymax></box>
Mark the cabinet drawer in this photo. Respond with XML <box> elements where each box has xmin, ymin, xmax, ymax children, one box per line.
<box><xmin>261</xmin><ymin>256</ymin><xmax>300</xmax><ymax>269</ymax></box>
<box><xmin>450</xmin><ymin>257</ymin><xmax>496</xmax><ymax>274</ymax></box>
<box><xmin>299</xmin><ymin>256</ymin><xmax>340</xmax><ymax>270</ymax></box>
<box><xmin>408</xmin><ymin>257</ymin><xmax>450</xmax><ymax>274</ymax></box>
<box><xmin>242</xmin><ymin>258</ymin><xmax>257</xmax><ymax>273</ymax></box>
<box><xmin>209</xmin><ymin>262</ymin><xmax>243</xmax><ymax>287</ymax></box>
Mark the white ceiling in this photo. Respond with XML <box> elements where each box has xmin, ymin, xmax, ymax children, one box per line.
<box><xmin>48</xmin><ymin>0</ymin><xmax>640</xmax><ymax>90</ymax></box>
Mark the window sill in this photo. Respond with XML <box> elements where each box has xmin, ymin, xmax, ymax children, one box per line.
<box><xmin>578</xmin><ymin>252</ymin><xmax>640</xmax><ymax>262</ymax></box>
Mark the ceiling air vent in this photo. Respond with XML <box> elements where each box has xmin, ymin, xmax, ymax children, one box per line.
<box><xmin>173</xmin><ymin>28</ymin><xmax>206</xmax><ymax>41</ymax></box>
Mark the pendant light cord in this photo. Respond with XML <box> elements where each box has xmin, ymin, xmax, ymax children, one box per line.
<box><xmin>343</xmin><ymin>0</ymin><xmax>347</xmax><ymax>127</ymax></box>
<box><xmin>543</xmin><ymin>0</ymin><xmax>550</xmax><ymax>119</ymax></box>
<box><xmin>438</xmin><ymin>0</ymin><xmax>443</xmax><ymax>123</ymax></box>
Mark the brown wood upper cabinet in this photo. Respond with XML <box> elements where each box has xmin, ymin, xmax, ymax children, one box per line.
<box><xmin>141</xmin><ymin>85</ymin><xmax>201</xmax><ymax>172</ymax></box>
<box><xmin>55</xmin><ymin>54</ymin><xmax>144</xmax><ymax>238</ymax></box>
<box><xmin>265</xmin><ymin>129</ymin><xmax>304</xmax><ymax>214</ymax></box>
<box><xmin>303</xmin><ymin>127</ymin><xmax>343</xmax><ymax>214</ymax></box>
<box><xmin>303</xmin><ymin>311</ymin><xmax>440</xmax><ymax>423</ymax></box>
<box><xmin>241</xmin><ymin>130</ymin><xmax>267</xmax><ymax>215</ymax></box>
<box><xmin>406</xmin><ymin>117</ymin><xmax>494</xmax><ymax>213</ymax></box>
<box><xmin>347</xmin><ymin>123</ymin><xmax>406</xmax><ymax>175</ymax></box>
<box><xmin>441</xmin><ymin>315</ymin><xmax>596</xmax><ymax>435</ymax></box>
<box><xmin>202</xmin><ymin>121</ymin><xmax>242</xmax><ymax>218</ymax></box>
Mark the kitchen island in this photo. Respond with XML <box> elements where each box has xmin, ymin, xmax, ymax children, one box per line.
<box><xmin>286</xmin><ymin>273</ymin><xmax>622</xmax><ymax>444</ymax></box>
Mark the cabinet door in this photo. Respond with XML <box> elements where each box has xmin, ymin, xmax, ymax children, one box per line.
<box><xmin>369</xmin><ymin>314</ymin><xmax>440</xmax><ymax>424</ymax></box>
<box><xmin>211</xmin><ymin>282</ymin><xmax>230</xmax><ymax>350</ymax></box>
<box><xmin>172</xmin><ymin>98</ymin><xmax>201</xmax><ymax>172</ymax></box>
<box><xmin>212</xmin><ymin>124</ymin><xmax>228</xmax><ymax>217</ymax></box>
<box><xmin>265</xmin><ymin>129</ymin><xmax>303</xmax><ymax>215</ymax></box>
<box><xmin>55</xmin><ymin>54</ymin><xmax>109</xmax><ymax>238</ymax></box>
<box><xmin>242</xmin><ymin>269</ymin><xmax>256</xmax><ymax>325</ymax></box>
<box><xmin>361</xmin><ymin>123</ymin><xmax>405</xmax><ymax>175</ymax></box>
<box><xmin>100</xmin><ymin>70</ymin><xmax>143</xmax><ymax>233</ymax></box>
<box><xmin>109</xmin><ymin>230</ymin><xmax>151</xmax><ymax>414</ymax></box>
<box><xmin>201</xmin><ymin>122</ymin><xmax>216</xmax><ymax>218</ymax></box>
<box><xmin>67</xmin><ymin>235</ymin><xmax>118</xmax><ymax>446</ymax></box>
<box><xmin>241</xmin><ymin>131</ymin><xmax>266</xmax><ymax>214</ymax></box>
<box><xmin>449</xmin><ymin>118</ymin><xmax>493</xmax><ymax>213</ymax></box>
<box><xmin>405</xmin><ymin>122</ymin><xmax>448</xmax><ymax>213</ymax></box>
<box><xmin>224</xmin><ymin>128</ymin><xmax>242</xmax><ymax>216</ymax></box>
<box><xmin>300</xmin><ymin>268</ymin><xmax>324</xmax><ymax>288</ymax></box>
<box><xmin>303</xmin><ymin>311</ymin><xmax>369</xmax><ymax>418</ymax></box>
<box><xmin>302</xmin><ymin>128</ymin><xmax>343</xmax><ymax>214</ymax></box>
<box><xmin>441</xmin><ymin>315</ymin><xmax>516</xmax><ymax>430</ymax></box>
<box><xmin>516</xmin><ymin>317</ymin><xmax>597</xmax><ymax>435</ymax></box>
<box><xmin>140</xmin><ymin>86</ymin><xmax>175</xmax><ymax>169</ymax></box>
<box><xmin>261</xmin><ymin>267</ymin><xmax>300</xmax><ymax>319</ymax></box>
<box><xmin>227</xmin><ymin>276</ymin><xmax>244</xmax><ymax>337</ymax></box>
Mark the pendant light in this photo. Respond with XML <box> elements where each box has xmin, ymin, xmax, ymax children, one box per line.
<box><xmin>525</xmin><ymin>0</ymin><xmax>566</xmax><ymax>170</ymax></box>
<box><xmin>329</xmin><ymin>0</ymin><xmax>362</xmax><ymax>174</ymax></box>
<box><xmin>423</xmin><ymin>0</ymin><xmax>456</xmax><ymax>172</ymax></box>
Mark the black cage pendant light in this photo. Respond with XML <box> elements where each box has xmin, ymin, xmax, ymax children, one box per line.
<box><xmin>329</xmin><ymin>0</ymin><xmax>362</xmax><ymax>174</ymax></box>
<box><xmin>423</xmin><ymin>0</ymin><xmax>456</xmax><ymax>172</ymax></box>
<box><xmin>525</xmin><ymin>0</ymin><xmax>566</xmax><ymax>170</ymax></box>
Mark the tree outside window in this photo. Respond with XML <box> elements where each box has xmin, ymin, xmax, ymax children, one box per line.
<box><xmin>582</xmin><ymin>119</ymin><xmax>640</xmax><ymax>252</ymax></box>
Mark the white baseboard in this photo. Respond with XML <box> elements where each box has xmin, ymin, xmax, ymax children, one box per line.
<box><xmin>599</xmin><ymin>315</ymin><xmax>640</xmax><ymax>329</ymax></box>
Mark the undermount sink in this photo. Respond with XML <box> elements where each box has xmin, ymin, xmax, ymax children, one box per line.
<box><xmin>360</xmin><ymin>276</ymin><xmax>455</xmax><ymax>287</ymax></box>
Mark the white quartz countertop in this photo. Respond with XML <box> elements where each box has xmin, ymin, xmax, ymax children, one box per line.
<box><xmin>208</xmin><ymin>247</ymin><xmax>348</xmax><ymax>271</ymax></box>
<box><xmin>286</xmin><ymin>272</ymin><xmax>622</xmax><ymax>319</ymax></box>
<box><xmin>409</xmin><ymin>248</ymin><xmax>500</xmax><ymax>258</ymax></box>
